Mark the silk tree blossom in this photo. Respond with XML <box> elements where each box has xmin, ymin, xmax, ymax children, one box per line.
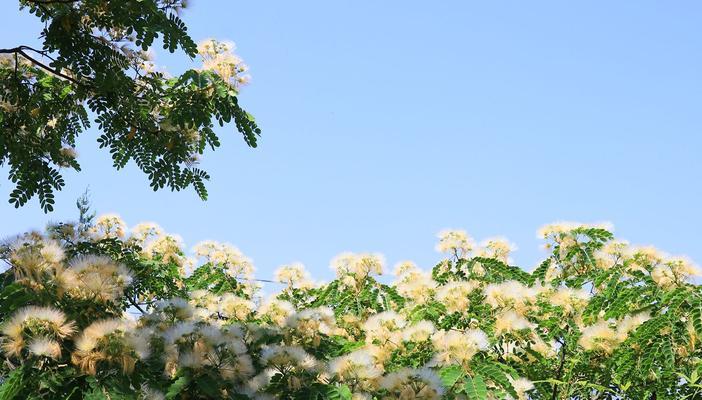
<box><xmin>143</xmin><ymin>234</ymin><xmax>185</xmax><ymax>267</ymax></box>
<box><xmin>394</xmin><ymin>269</ymin><xmax>437</xmax><ymax>304</ymax></box>
<box><xmin>549</xmin><ymin>287</ymin><xmax>590</xmax><ymax>314</ymax></box>
<box><xmin>537</xmin><ymin>221</ymin><xmax>581</xmax><ymax>239</ymax></box>
<box><xmin>484</xmin><ymin>280</ymin><xmax>537</xmax><ymax>314</ymax></box>
<box><xmin>27</xmin><ymin>337</ymin><xmax>62</xmax><ymax>359</ymax></box>
<box><xmin>1</xmin><ymin>306</ymin><xmax>76</xmax><ymax>358</ymax></box>
<box><xmin>393</xmin><ymin>260</ymin><xmax>419</xmax><ymax>277</ymax></box>
<box><xmin>577</xmin><ymin>320</ymin><xmax>619</xmax><ymax>354</ymax></box>
<box><xmin>651</xmin><ymin>257</ymin><xmax>701</xmax><ymax>288</ymax></box>
<box><xmin>458</xmin><ymin>260</ymin><xmax>487</xmax><ymax>277</ymax></box>
<box><xmin>435</xmin><ymin>280</ymin><xmax>478</xmax><ymax>313</ymax></box>
<box><xmin>331</xmin><ymin>252</ymin><xmax>385</xmax><ymax>280</ymax></box>
<box><xmin>379</xmin><ymin>368</ymin><xmax>445</xmax><ymax>400</ymax></box>
<box><xmin>476</xmin><ymin>237</ymin><xmax>517</xmax><ymax>264</ymax></box>
<box><xmin>90</xmin><ymin>214</ymin><xmax>128</xmax><ymax>239</ymax></box>
<box><xmin>631</xmin><ymin>246</ymin><xmax>666</xmax><ymax>267</ymax></box>
<box><xmin>190</xmin><ymin>289</ymin><xmax>219</xmax><ymax>312</ymax></box>
<box><xmin>8</xmin><ymin>237</ymin><xmax>65</xmax><ymax>288</ymax></box>
<box><xmin>529</xmin><ymin>335</ymin><xmax>558</xmax><ymax>359</ymax></box>
<box><xmin>140</xmin><ymin>387</ymin><xmax>167</xmax><ymax>400</ymax></box>
<box><xmin>245</xmin><ymin>368</ymin><xmax>277</xmax><ymax>394</ymax></box>
<box><xmin>363</xmin><ymin>311</ymin><xmax>407</xmax><ymax>345</ymax></box>
<box><xmin>129</xmin><ymin>222</ymin><xmax>164</xmax><ymax>245</ymax></box>
<box><xmin>435</xmin><ymin>229</ymin><xmax>475</xmax><ymax>258</ymax></box>
<box><xmin>72</xmin><ymin>319</ymin><xmax>150</xmax><ymax>375</ymax></box>
<box><xmin>286</xmin><ymin>307</ymin><xmax>338</xmax><ymax>345</ymax></box>
<box><xmin>537</xmin><ymin>221</ymin><xmax>614</xmax><ymax>240</ymax></box>
<box><xmin>328</xmin><ymin>349</ymin><xmax>383</xmax><ymax>388</ymax></box>
<box><xmin>151</xmin><ymin>297</ymin><xmax>195</xmax><ymax>322</ymax></box>
<box><xmin>429</xmin><ymin>329</ymin><xmax>490</xmax><ymax>366</ymax></box>
<box><xmin>60</xmin><ymin>255</ymin><xmax>133</xmax><ymax>303</ymax></box>
<box><xmin>197</xmin><ymin>39</ymin><xmax>251</xmax><ymax>89</ymax></box>
<box><xmin>256</xmin><ymin>298</ymin><xmax>295</xmax><ymax>326</ymax></box>
<box><xmin>593</xmin><ymin>240</ymin><xmax>630</xmax><ymax>270</ymax></box>
<box><xmin>494</xmin><ymin>310</ymin><xmax>535</xmax><ymax>336</ymax></box>
<box><xmin>39</xmin><ymin>240</ymin><xmax>65</xmax><ymax>264</ymax></box>
<box><xmin>402</xmin><ymin>320</ymin><xmax>436</xmax><ymax>342</ymax></box>
<box><xmin>217</xmin><ymin>352</ymin><xmax>255</xmax><ymax>383</ymax></box>
<box><xmin>616</xmin><ymin>313</ymin><xmax>651</xmax><ymax>341</ymax></box>
<box><xmin>260</xmin><ymin>345</ymin><xmax>318</xmax><ymax>373</ymax></box>
<box><xmin>578</xmin><ymin>313</ymin><xmax>650</xmax><ymax>354</ymax></box>
<box><xmin>350</xmin><ymin>392</ymin><xmax>372</xmax><ymax>400</ymax></box>
<box><xmin>508</xmin><ymin>377</ymin><xmax>536</xmax><ymax>400</ymax></box>
<box><xmin>394</xmin><ymin>261</ymin><xmax>438</xmax><ymax>303</ymax></box>
<box><xmin>274</xmin><ymin>262</ymin><xmax>314</xmax><ymax>289</ymax></box>
<box><xmin>219</xmin><ymin>293</ymin><xmax>255</xmax><ymax>320</ymax></box>
<box><xmin>192</xmin><ymin>241</ymin><xmax>255</xmax><ymax>279</ymax></box>
<box><xmin>161</xmin><ymin>321</ymin><xmax>241</xmax><ymax>377</ymax></box>
<box><xmin>363</xmin><ymin>343</ymin><xmax>394</xmax><ymax>368</ymax></box>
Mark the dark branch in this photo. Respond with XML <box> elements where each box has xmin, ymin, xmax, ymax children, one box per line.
<box><xmin>0</xmin><ymin>46</ymin><xmax>82</xmax><ymax>86</ymax></box>
<box><xmin>0</xmin><ymin>46</ymin><xmax>24</xmax><ymax>54</ymax></box>
<box><xmin>24</xmin><ymin>0</ymin><xmax>79</xmax><ymax>4</ymax></box>
<box><xmin>127</xmin><ymin>296</ymin><xmax>146</xmax><ymax>314</ymax></box>
<box><xmin>19</xmin><ymin>50</ymin><xmax>81</xmax><ymax>85</ymax></box>
<box><xmin>551</xmin><ymin>338</ymin><xmax>567</xmax><ymax>400</ymax></box>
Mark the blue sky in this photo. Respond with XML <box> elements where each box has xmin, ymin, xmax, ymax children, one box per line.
<box><xmin>1</xmin><ymin>1</ymin><xmax>701</xmax><ymax>283</ymax></box>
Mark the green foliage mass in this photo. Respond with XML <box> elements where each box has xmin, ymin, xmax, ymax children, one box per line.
<box><xmin>0</xmin><ymin>0</ymin><xmax>260</xmax><ymax>212</ymax></box>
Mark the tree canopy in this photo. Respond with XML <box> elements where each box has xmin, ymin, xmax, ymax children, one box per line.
<box><xmin>0</xmin><ymin>0</ymin><xmax>260</xmax><ymax>212</ymax></box>
<box><xmin>0</xmin><ymin>215</ymin><xmax>700</xmax><ymax>399</ymax></box>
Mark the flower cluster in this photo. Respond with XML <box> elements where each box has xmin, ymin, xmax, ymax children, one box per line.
<box><xmin>197</xmin><ymin>39</ymin><xmax>251</xmax><ymax>89</ymax></box>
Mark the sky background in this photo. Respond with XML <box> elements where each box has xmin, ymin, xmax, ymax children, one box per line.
<box><xmin>1</xmin><ymin>1</ymin><xmax>701</xmax><ymax>285</ymax></box>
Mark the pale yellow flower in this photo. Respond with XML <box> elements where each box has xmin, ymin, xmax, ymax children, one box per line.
<box><xmin>436</xmin><ymin>281</ymin><xmax>477</xmax><ymax>313</ymax></box>
<box><xmin>90</xmin><ymin>214</ymin><xmax>127</xmax><ymax>239</ymax></box>
<box><xmin>1</xmin><ymin>306</ymin><xmax>75</xmax><ymax>358</ymax></box>
<box><xmin>197</xmin><ymin>38</ymin><xmax>250</xmax><ymax>89</ymax></box>
<box><xmin>72</xmin><ymin>319</ymin><xmax>150</xmax><ymax>375</ymax></box>
<box><xmin>429</xmin><ymin>329</ymin><xmax>489</xmax><ymax>366</ymax></box>
<box><xmin>476</xmin><ymin>237</ymin><xmax>516</xmax><ymax>263</ymax></box>
<box><xmin>435</xmin><ymin>229</ymin><xmax>474</xmax><ymax>258</ymax></box>
<box><xmin>379</xmin><ymin>368</ymin><xmax>444</xmax><ymax>399</ymax></box>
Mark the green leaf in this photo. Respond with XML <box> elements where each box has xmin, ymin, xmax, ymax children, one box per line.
<box><xmin>165</xmin><ymin>375</ymin><xmax>190</xmax><ymax>399</ymax></box>
<box><xmin>336</xmin><ymin>385</ymin><xmax>352</xmax><ymax>400</ymax></box>
<box><xmin>463</xmin><ymin>375</ymin><xmax>488</xmax><ymax>400</ymax></box>
<box><xmin>473</xmin><ymin>361</ymin><xmax>518</xmax><ymax>398</ymax></box>
<box><xmin>0</xmin><ymin>367</ymin><xmax>24</xmax><ymax>400</ymax></box>
<box><xmin>692</xmin><ymin>296</ymin><xmax>702</xmax><ymax>337</ymax></box>
<box><xmin>0</xmin><ymin>283</ymin><xmax>34</xmax><ymax>316</ymax></box>
<box><xmin>439</xmin><ymin>365</ymin><xmax>463</xmax><ymax>389</ymax></box>
<box><xmin>325</xmin><ymin>385</ymin><xmax>352</xmax><ymax>400</ymax></box>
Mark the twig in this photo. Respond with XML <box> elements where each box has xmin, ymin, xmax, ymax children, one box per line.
<box><xmin>0</xmin><ymin>46</ymin><xmax>82</xmax><ymax>85</ymax></box>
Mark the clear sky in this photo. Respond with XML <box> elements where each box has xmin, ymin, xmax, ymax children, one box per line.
<box><xmin>1</xmin><ymin>1</ymin><xmax>701</xmax><ymax>284</ymax></box>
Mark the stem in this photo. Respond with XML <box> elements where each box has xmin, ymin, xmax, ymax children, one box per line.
<box><xmin>127</xmin><ymin>296</ymin><xmax>146</xmax><ymax>314</ymax></box>
<box><xmin>0</xmin><ymin>46</ymin><xmax>82</xmax><ymax>85</ymax></box>
<box><xmin>551</xmin><ymin>337</ymin><xmax>567</xmax><ymax>400</ymax></box>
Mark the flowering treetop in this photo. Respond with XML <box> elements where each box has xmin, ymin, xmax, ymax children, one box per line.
<box><xmin>0</xmin><ymin>214</ymin><xmax>700</xmax><ymax>399</ymax></box>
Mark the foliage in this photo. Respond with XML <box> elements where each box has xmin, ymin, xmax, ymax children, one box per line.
<box><xmin>0</xmin><ymin>218</ymin><xmax>700</xmax><ymax>399</ymax></box>
<box><xmin>0</xmin><ymin>0</ymin><xmax>260</xmax><ymax>212</ymax></box>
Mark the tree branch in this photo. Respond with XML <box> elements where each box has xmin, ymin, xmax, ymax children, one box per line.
<box><xmin>0</xmin><ymin>46</ymin><xmax>82</xmax><ymax>86</ymax></box>
<box><xmin>24</xmin><ymin>0</ymin><xmax>79</xmax><ymax>4</ymax></box>
<box><xmin>127</xmin><ymin>296</ymin><xmax>146</xmax><ymax>314</ymax></box>
<box><xmin>20</xmin><ymin>51</ymin><xmax>81</xmax><ymax>85</ymax></box>
<box><xmin>551</xmin><ymin>338</ymin><xmax>567</xmax><ymax>400</ymax></box>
